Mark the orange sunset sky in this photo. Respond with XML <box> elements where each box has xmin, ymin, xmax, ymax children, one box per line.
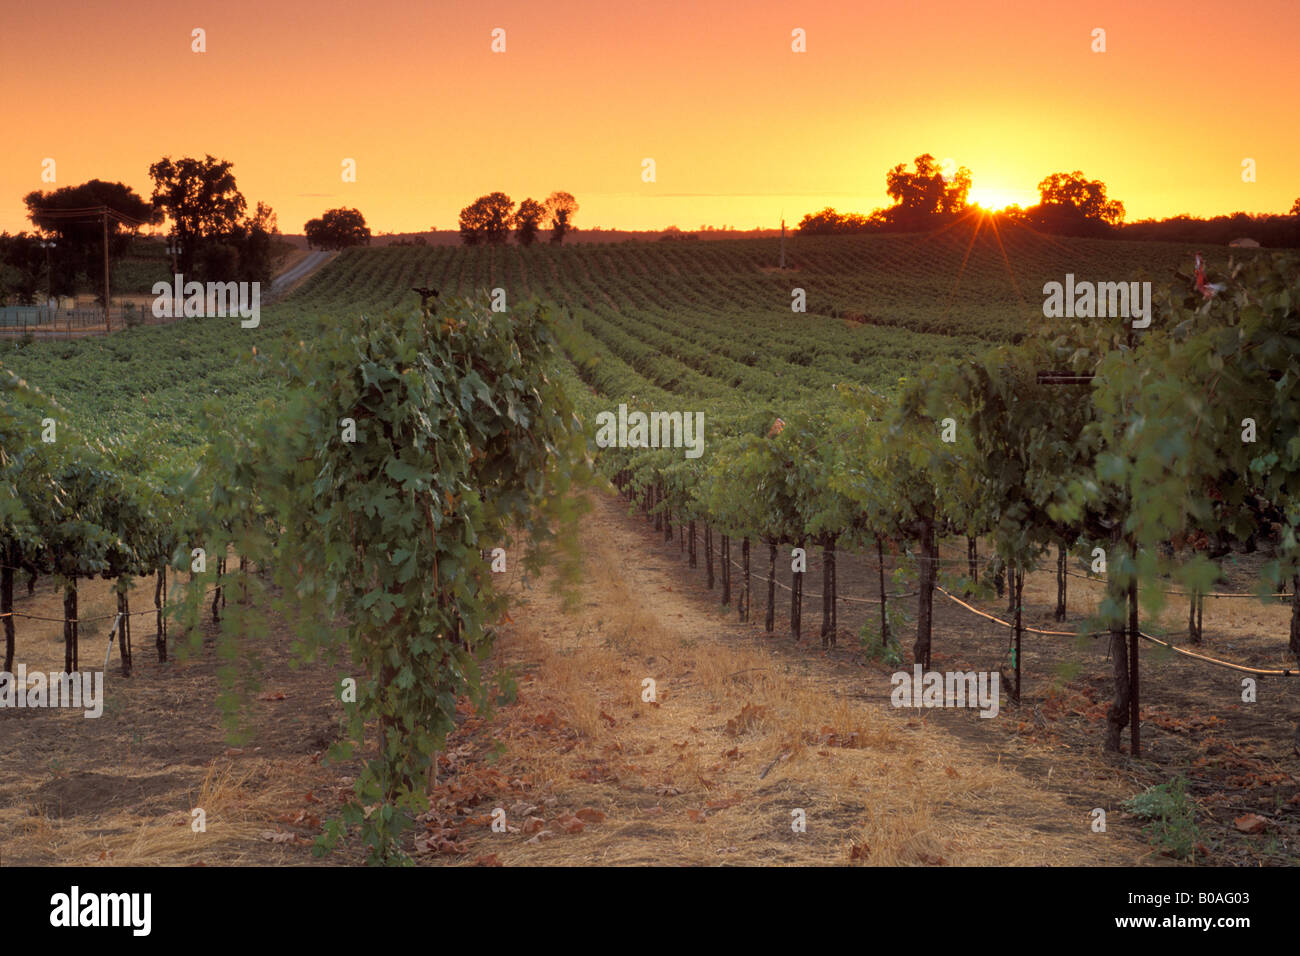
<box><xmin>2</xmin><ymin>0</ymin><xmax>1297</xmax><ymax>235</ymax></box>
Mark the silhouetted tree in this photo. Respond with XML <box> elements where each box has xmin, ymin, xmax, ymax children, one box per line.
<box><xmin>1026</xmin><ymin>171</ymin><xmax>1125</xmax><ymax>235</ymax></box>
<box><xmin>545</xmin><ymin>191</ymin><xmax>579</xmax><ymax>244</ymax></box>
<box><xmin>304</xmin><ymin>207</ymin><xmax>370</xmax><ymax>251</ymax></box>
<box><xmin>880</xmin><ymin>154</ymin><xmax>971</xmax><ymax>230</ymax></box>
<box><xmin>148</xmin><ymin>155</ymin><xmax>248</xmax><ymax>277</ymax></box>
<box><xmin>230</xmin><ymin>201</ymin><xmax>280</xmax><ymax>284</ymax></box>
<box><xmin>512</xmin><ymin>198</ymin><xmax>546</xmax><ymax>245</ymax></box>
<box><xmin>459</xmin><ymin>193</ymin><xmax>514</xmax><ymax>245</ymax></box>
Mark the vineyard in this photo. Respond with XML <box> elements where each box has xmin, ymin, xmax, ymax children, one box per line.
<box><xmin>3</xmin><ymin>224</ymin><xmax>1299</xmax><ymax>865</ymax></box>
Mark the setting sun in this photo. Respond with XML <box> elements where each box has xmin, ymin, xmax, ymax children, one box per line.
<box><xmin>967</xmin><ymin>186</ymin><xmax>1034</xmax><ymax>213</ymax></box>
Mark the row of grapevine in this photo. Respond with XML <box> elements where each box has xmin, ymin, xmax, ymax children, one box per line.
<box><xmin>2</xmin><ymin>293</ymin><xmax>588</xmax><ymax>865</ymax></box>
<box><xmin>567</xmin><ymin>251</ymin><xmax>1300</xmax><ymax>755</ymax></box>
<box><xmin>0</xmin><ymin>367</ymin><xmax>193</xmax><ymax>675</ymax></box>
<box><xmin>287</xmin><ymin>228</ymin><xmax>1210</xmax><ymax>356</ymax></box>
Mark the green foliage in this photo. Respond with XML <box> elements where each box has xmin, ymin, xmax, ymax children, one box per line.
<box><xmin>180</xmin><ymin>294</ymin><xmax>588</xmax><ymax>863</ymax></box>
<box><xmin>859</xmin><ymin>626</ymin><xmax>905</xmax><ymax>668</ymax></box>
<box><xmin>1123</xmin><ymin>776</ymin><xmax>1201</xmax><ymax>861</ymax></box>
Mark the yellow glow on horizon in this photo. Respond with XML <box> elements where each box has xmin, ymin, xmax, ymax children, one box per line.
<box><xmin>968</xmin><ymin>187</ymin><xmax>1035</xmax><ymax>213</ymax></box>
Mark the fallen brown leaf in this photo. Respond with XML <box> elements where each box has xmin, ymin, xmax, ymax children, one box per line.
<box><xmin>1234</xmin><ymin>813</ymin><xmax>1268</xmax><ymax>834</ymax></box>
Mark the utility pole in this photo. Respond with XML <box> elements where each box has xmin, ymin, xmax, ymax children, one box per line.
<box><xmin>39</xmin><ymin>239</ymin><xmax>56</xmax><ymax>309</ymax></box>
<box><xmin>779</xmin><ymin>218</ymin><xmax>786</xmax><ymax>270</ymax></box>
<box><xmin>102</xmin><ymin>206</ymin><xmax>112</xmax><ymax>334</ymax></box>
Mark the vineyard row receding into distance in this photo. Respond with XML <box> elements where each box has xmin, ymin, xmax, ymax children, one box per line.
<box><xmin>3</xmin><ymin>223</ymin><xmax>1299</xmax><ymax>860</ymax></box>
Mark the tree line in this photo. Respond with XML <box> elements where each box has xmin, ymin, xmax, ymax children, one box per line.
<box><xmin>296</xmin><ymin>192</ymin><xmax>582</xmax><ymax>251</ymax></box>
<box><xmin>799</xmin><ymin>152</ymin><xmax>1300</xmax><ymax>245</ymax></box>
<box><xmin>0</xmin><ymin>156</ymin><xmax>281</xmax><ymax>305</ymax></box>
<box><xmin>458</xmin><ymin>191</ymin><xmax>578</xmax><ymax>245</ymax></box>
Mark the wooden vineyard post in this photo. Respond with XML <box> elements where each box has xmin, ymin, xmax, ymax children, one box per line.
<box><xmin>913</xmin><ymin>517</ymin><xmax>936</xmax><ymax>671</ymax></box>
<box><xmin>705</xmin><ymin>524</ymin><xmax>714</xmax><ymax>589</ymax></box>
<box><xmin>966</xmin><ymin>536</ymin><xmax>977</xmax><ymax>596</ymax></box>
<box><xmin>720</xmin><ymin>535</ymin><xmax>731</xmax><ymax>607</ymax></box>
<box><xmin>155</xmin><ymin>564</ymin><xmax>167</xmax><ymax>662</ymax></box>
<box><xmin>759</xmin><ymin>541</ymin><xmax>769</xmax><ymax>632</ymax></box>
<box><xmin>1008</xmin><ymin>567</ymin><xmax>1019</xmax><ymax>702</ymax></box>
<box><xmin>821</xmin><ymin>537</ymin><xmax>836</xmax><ymax>648</ymax></box>
<box><xmin>1290</xmin><ymin>573</ymin><xmax>1300</xmax><ymax>661</ymax></box>
<box><xmin>877</xmin><ymin>536</ymin><xmax>889</xmax><ymax>645</ymax></box>
<box><xmin>1128</xmin><ymin>542</ymin><xmax>1141</xmax><ymax>757</ymax></box>
<box><xmin>1056</xmin><ymin>545</ymin><xmax>1067</xmax><ymax>621</ymax></box>
<box><xmin>1102</xmin><ymin>526</ymin><xmax>1130</xmax><ymax>751</ymax></box>
<box><xmin>790</xmin><ymin>538</ymin><xmax>803</xmax><ymax>641</ymax></box>
<box><xmin>64</xmin><ymin>576</ymin><xmax>79</xmax><ymax>672</ymax></box>
<box><xmin>741</xmin><ymin>538</ymin><xmax>750</xmax><ymax>622</ymax></box>
<box><xmin>829</xmin><ymin>540</ymin><xmax>837</xmax><ymax>641</ymax></box>
<box><xmin>1</xmin><ymin>549</ymin><xmax>14</xmax><ymax>673</ymax></box>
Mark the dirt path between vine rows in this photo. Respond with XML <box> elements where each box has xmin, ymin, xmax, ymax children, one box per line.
<box><xmin>416</xmin><ymin>492</ymin><xmax>1153</xmax><ymax>866</ymax></box>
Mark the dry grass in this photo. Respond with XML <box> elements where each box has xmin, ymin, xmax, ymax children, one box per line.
<box><xmin>429</xmin><ymin>493</ymin><xmax>1150</xmax><ymax>866</ymax></box>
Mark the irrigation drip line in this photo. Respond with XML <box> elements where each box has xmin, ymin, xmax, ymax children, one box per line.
<box><xmin>1063</xmin><ymin>567</ymin><xmax>1288</xmax><ymax>599</ymax></box>
<box><xmin>5</xmin><ymin>585</ymin><xmax>223</xmax><ymax>623</ymax></box>
<box><xmin>1134</xmin><ymin>630</ymin><xmax>1299</xmax><ymax>677</ymax></box>
<box><xmin>935</xmin><ymin>585</ymin><xmax>1104</xmax><ymax>637</ymax></box>
<box><xmin>934</xmin><ymin>584</ymin><xmax>1298</xmax><ymax>677</ymax></box>
<box><xmin>11</xmin><ymin>608</ymin><xmax>149</xmax><ymax>624</ymax></box>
